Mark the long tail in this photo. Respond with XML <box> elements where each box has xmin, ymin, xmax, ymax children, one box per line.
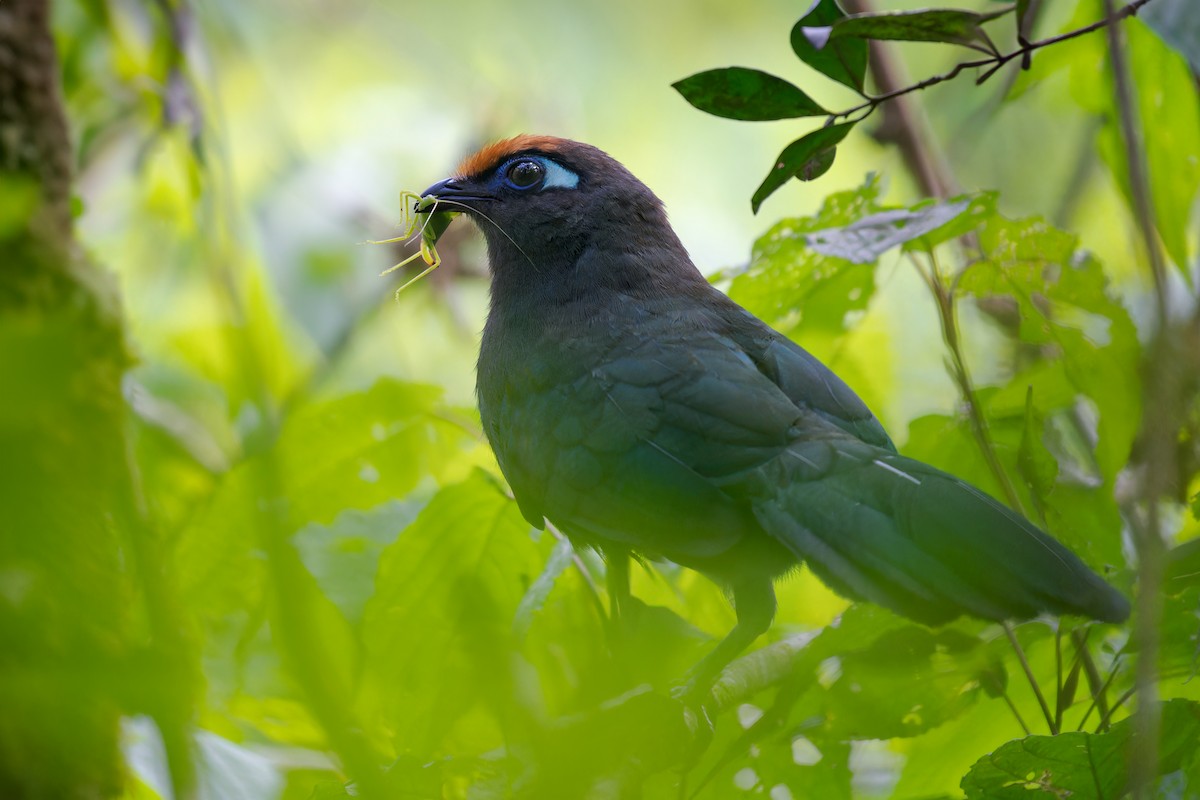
<box><xmin>751</xmin><ymin>438</ymin><xmax>1130</xmax><ymax>626</ymax></box>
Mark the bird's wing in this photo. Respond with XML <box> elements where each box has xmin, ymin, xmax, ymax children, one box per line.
<box><xmin>716</xmin><ymin>301</ymin><xmax>895</xmax><ymax>452</ymax></box>
<box><xmin>748</xmin><ymin>433</ymin><xmax>1130</xmax><ymax>624</ymax></box>
<box><xmin>512</xmin><ymin>320</ymin><xmax>810</xmax><ymax>560</ymax></box>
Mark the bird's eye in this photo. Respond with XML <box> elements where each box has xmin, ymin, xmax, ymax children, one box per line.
<box><xmin>506</xmin><ymin>159</ymin><xmax>544</xmax><ymax>189</ymax></box>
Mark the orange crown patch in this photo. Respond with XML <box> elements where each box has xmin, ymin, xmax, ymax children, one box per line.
<box><xmin>456</xmin><ymin>135</ymin><xmax>566</xmax><ymax>178</ymax></box>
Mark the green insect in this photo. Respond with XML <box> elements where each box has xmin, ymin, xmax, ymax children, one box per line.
<box><xmin>371</xmin><ymin>191</ymin><xmax>459</xmax><ymax>296</ymax></box>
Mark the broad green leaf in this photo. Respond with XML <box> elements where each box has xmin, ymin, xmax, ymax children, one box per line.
<box><xmin>750</xmin><ymin>736</ymin><xmax>852</xmax><ymax>799</ymax></box>
<box><xmin>1015</xmin><ymin>0</ymin><xmax>1033</xmax><ymax>39</ymax></box>
<box><xmin>513</xmin><ymin>536</ymin><xmax>573</xmax><ymax>642</ymax></box>
<box><xmin>902</xmin><ymin>193</ymin><xmax>997</xmax><ymax>252</ymax></box>
<box><xmin>804</xmin><ymin>198</ymin><xmax>971</xmax><ymax>263</ymax></box>
<box><xmin>1160</xmin><ymin>584</ymin><xmax>1200</xmax><ymax>682</ymax></box>
<box><xmin>361</xmin><ymin>471</ymin><xmax>541</xmax><ymax>753</ymax></box>
<box><xmin>782</xmin><ymin>606</ymin><xmax>999</xmax><ymax>740</ymax></box>
<box><xmin>176</xmin><ymin>379</ymin><xmax>466</xmax><ymax>620</ymax></box>
<box><xmin>1143</xmin><ymin>0</ymin><xmax>1200</xmax><ymax>71</ymax></box>
<box><xmin>1167</xmin><ymin>539</ymin><xmax>1200</xmax><ymax>592</ymax></box>
<box><xmin>960</xmin><ymin>699</ymin><xmax>1200</xmax><ymax>798</ymax></box>
<box><xmin>672</xmin><ymin>67</ymin><xmax>827</xmax><ymax>121</ymax></box>
<box><xmin>294</xmin><ymin>499</ymin><xmax>425</xmax><ymax>625</ymax></box>
<box><xmin>955</xmin><ymin>216</ymin><xmax>1142</xmax><ymax>556</ymax></box>
<box><xmin>827</xmin><ymin>8</ymin><xmax>1012</xmax><ymax>53</ymax></box>
<box><xmin>1096</xmin><ymin>19</ymin><xmax>1200</xmax><ymax>277</ymax></box>
<box><xmin>962</xmin><ymin>218</ymin><xmax>1141</xmax><ymax>485</ymax></box>
<box><xmin>726</xmin><ymin>175</ymin><xmax>882</xmax><ymax>343</ymax></box>
<box><xmin>752</xmin><ymin>122</ymin><xmax>855</xmax><ymax>212</ymax></box>
<box><xmin>791</xmin><ymin>0</ymin><xmax>868</xmax><ymax>93</ymax></box>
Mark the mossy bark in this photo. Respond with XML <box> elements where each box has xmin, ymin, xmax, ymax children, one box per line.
<box><xmin>0</xmin><ymin>1</ymin><xmax>135</xmax><ymax>796</ymax></box>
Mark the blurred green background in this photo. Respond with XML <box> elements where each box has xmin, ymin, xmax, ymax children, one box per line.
<box><xmin>2</xmin><ymin>0</ymin><xmax>1198</xmax><ymax>797</ymax></box>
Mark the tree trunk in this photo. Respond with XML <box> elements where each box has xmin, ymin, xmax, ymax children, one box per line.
<box><xmin>0</xmin><ymin>0</ymin><xmax>135</xmax><ymax>796</ymax></box>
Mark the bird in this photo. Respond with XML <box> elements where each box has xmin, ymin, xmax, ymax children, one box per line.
<box><xmin>416</xmin><ymin>134</ymin><xmax>1130</xmax><ymax>694</ymax></box>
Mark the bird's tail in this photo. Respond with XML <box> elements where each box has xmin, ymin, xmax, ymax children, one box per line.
<box><xmin>751</xmin><ymin>441</ymin><xmax>1130</xmax><ymax>626</ymax></box>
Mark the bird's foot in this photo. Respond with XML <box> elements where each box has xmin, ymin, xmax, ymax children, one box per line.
<box><xmin>669</xmin><ymin>680</ymin><xmax>716</xmax><ymax>764</ymax></box>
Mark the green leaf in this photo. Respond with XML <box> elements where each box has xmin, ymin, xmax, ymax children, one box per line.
<box><xmin>1012</xmin><ymin>0</ymin><xmax>1032</xmax><ymax>38</ymax></box>
<box><xmin>513</xmin><ymin>536</ymin><xmax>573</xmax><ymax>642</ymax></box>
<box><xmin>753</xmin><ymin>736</ymin><xmax>852</xmax><ymax>799</ymax></box>
<box><xmin>1160</xmin><ymin>584</ymin><xmax>1200</xmax><ymax>681</ymax></box>
<box><xmin>791</xmin><ymin>0</ymin><xmax>868</xmax><ymax>93</ymax></box>
<box><xmin>751</xmin><ymin>122</ymin><xmax>855</xmax><ymax>212</ymax></box>
<box><xmin>828</xmin><ymin>8</ymin><xmax>1012</xmax><ymax>52</ymax></box>
<box><xmin>960</xmin><ymin>700</ymin><xmax>1200</xmax><ymax>798</ymax></box>
<box><xmin>803</xmin><ymin>197</ymin><xmax>971</xmax><ymax>263</ymax></box>
<box><xmin>176</xmin><ymin>379</ymin><xmax>465</xmax><ymax>621</ymax></box>
<box><xmin>901</xmin><ymin>193</ymin><xmax>998</xmax><ymax>252</ymax></box>
<box><xmin>1143</xmin><ymin>0</ymin><xmax>1200</xmax><ymax>72</ymax></box>
<box><xmin>361</xmin><ymin>471</ymin><xmax>542</xmax><ymax>753</ymax></box>
<box><xmin>784</xmin><ymin>606</ymin><xmax>999</xmax><ymax>740</ymax></box>
<box><xmin>672</xmin><ymin>67</ymin><xmax>827</xmax><ymax>121</ymax></box>
<box><xmin>961</xmin><ymin>218</ymin><xmax>1141</xmax><ymax>486</ymax></box>
<box><xmin>1166</xmin><ymin>538</ymin><xmax>1200</xmax><ymax>593</ymax></box>
<box><xmin>294</xmin><ymin>499</ymin><xmax>424</xmax><ymax>625</ymax></box>
<box><xmin>1096</xmin><ymin>19</ymin><xmax>1200</xmax><ymax>277</ymax></box>
<box><xmin>726</xmin><ymin>175</ymin><xmax>882</xmax><ymax>343</ymax></box>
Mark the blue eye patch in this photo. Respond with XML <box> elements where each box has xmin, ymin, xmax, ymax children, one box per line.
<box><xmin>498</xmin><ymin>155</ymin><xmax>580</xmax><ymax>191</ymax></box>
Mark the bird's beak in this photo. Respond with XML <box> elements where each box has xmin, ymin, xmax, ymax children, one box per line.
<box><xmin>419</xmin><ymin>177</ymin><xmax>494</xmax><ymax>209</ymax></box>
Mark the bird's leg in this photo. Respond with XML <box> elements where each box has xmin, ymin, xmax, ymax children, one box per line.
<box><xmin>673</xmin><ymin>579</ymin><xmax>776</xmax><ymax>703</ymax></box>
<box><xmin>605</xmin><ymin>549</ymin><xmax>631</xmax><ymax>624</ymax></box>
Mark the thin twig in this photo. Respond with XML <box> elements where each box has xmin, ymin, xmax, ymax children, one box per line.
<box><xmin>911</xmin><ymin>252</ymin><xmax>1027</xmax><ymax>514</ymax></box>
<box><xmin>1054</xmin><ymin>627</ymin><xmax>1064</xmax><ymax>733</ymax></box>
<box><xmin>546</xmin><ymin>520</ymin><xmax>608</xmax><ymax>624</ymax></box>
<box><xmin>828</xmin><ymin>0</ymin><xmax>1157</xmax><ymax>125</ymax></box>
<box><xmin>1076</xmin><ymin>652</ymin><xmax>1122</xmax><ymax>732</ymax></box>
<box><xmin>1002</xmin><ymin>691</ymin><xmax>1033</xmax><ymax>736</ymax></box>
<box><xmin>1005</xmin><ymin>623</ymin><xmax>1058</xmax><ymax>734</ymax></box>
<box><xmin>1095</xmin><ymin>686</ymin><xmax>1138</xmax><ymax>733</ymax></box>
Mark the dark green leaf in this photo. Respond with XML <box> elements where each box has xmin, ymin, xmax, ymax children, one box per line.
<box><xmin>752</xmin><ymin>122</ymin><xmax>855</xmax><ymax>212</ymax></box>
<box><xmin>804</xmin><ymin>197</ymin><xmax>971</xmax><ymax>263</ymax></box>
<box><xmin>829</xmin><ymin>8</ymin><xmax>1012</xmax><ymax>53</ymax></box>
<box><xmin>513</xmin><ymin>536</ymin><xmax>573</xmax><ymax>642</ymax></box>
<box><xmin>294</xmin><ymin>499</ymin><xmax>425</xmax><ymax>624</ymax></box>
<box><xmin>1015</xmin><ymin>0</ymin><xmax>1033</xmax><ymax>40</ymax></box>
<box><xmin>960</xmin><ymin>700</ymin><xmax>1200</xmax><ymax>798</ymax></box>
<box><xmin>175</xmin><ymin>379</ymin><xmax>466</xmax><ymax>619</ymax></box>
<box><xmin>1143</xmin><ymin>0</ymin><xmax>1200</xmax><ymax>72</ymax></box>
<box><xmin>1160</xmin><ymin>584</ymin><xmax>1200</xmax><ymax>681</ymax></box>
<box><xmin>1167</xmin><ymin>538</ymin><xmax>1200</xmax><ymax>593</ymax></box>
<box><xmin>1095</xmin><ymin>19</ymin><xmax>1200</xmax><ymax>276</ymax></box>
<box><xmin>791</xmin><ymin>0</ymin><xmax>868</xmax><ymax>92</ymax></box>
<box><xmin>361</xmin><ymin>471</ymin><xmax>541</xmax><ymax>752</ymax></box>
<box><xmin>672</xmin><ymin>67</ymin><xmax>827</xmax><ymax>121</ymax></box>
<box><xmin>762</xmin><ymin>606</ymin><xmax>997</xmax><ymax>742</ymax></box>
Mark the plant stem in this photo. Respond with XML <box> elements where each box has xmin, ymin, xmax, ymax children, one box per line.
<box><xmin>1005</xmin><ymin>624</ymin><xmax>1058</xmax><ymax>734</ymax></box>
<box><xmin>1076</xmin><ymin>651</ymin><xmax>1122</xmax><ymax>732</ymax></box>
<box><xmin>912</xmin><ymin>253</ymin><xmax>1027</xmax><ymax>515</ymax></box>
<box><xmin>1104</xmin><ymin>0</ymin><xmax>1173</xmax><ymax>791</ymax></box>
<box><xmin>1002</xmin><ymin>691</ymin><xmax>1033</xmax><ymax>736</ymax></box>
<box><xmin>1095</xmin><ymin>686</ymin><xmax>1139</xmax><ymax>733</ymax></box>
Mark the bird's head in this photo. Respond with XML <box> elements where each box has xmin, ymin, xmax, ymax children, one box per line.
<box><xmin>418</xmin><ymin>135</ymin><xmax>695</xmax><ymax>295</ymax></box>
